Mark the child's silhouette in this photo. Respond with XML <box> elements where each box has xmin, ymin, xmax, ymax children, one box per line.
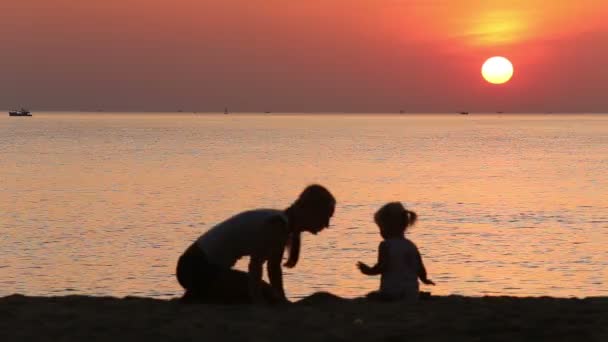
<box><xmin>357</xmin><ymin>202</ymin><xmax>434</xmax><ymax>301</ymax></box>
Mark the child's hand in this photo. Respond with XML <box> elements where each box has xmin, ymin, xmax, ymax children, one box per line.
<box><xmin>421</xmin><ymin>278</ymin><xmax>436</xmax><ymax>286</ymax></box>
<box><xmin>357</xmin><ymin>261</ymin><xmax>372</xmax><ymax>274</ymax></box>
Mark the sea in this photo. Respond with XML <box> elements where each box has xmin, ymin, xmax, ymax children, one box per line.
<box><xmin>1</xmin><ymin>112</ymin><xmax>607</xmax><ymax>299</ymax></box>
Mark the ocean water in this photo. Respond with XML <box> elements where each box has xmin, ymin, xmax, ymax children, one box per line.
<box><xmin>1</xmin><ymin>112</ymin><xmax>607</xmax><ymax>299</ymax></box>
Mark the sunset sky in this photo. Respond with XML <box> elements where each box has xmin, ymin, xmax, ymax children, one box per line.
<box><xmin>2</xmin><ymin>0</ymin><xmax>608</xmax><ymax>112</ymax></box>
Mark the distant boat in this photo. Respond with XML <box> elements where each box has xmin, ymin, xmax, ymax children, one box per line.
<box><xmin>9</xmin><ymin>108</ymin><xmax>32</xmax><ymax>117</ymax></box>
<box><xmin>459</xmin><ymin>111</ymin><xmax>469</xmax><ymax>115</ymax></box>
<box><xmin>264</xmin><ymin>111</ymin><xmax>271</xmax><ymax>114</ymax></box>
<box><xmin>224</xmin><ymin>107</ymin><xmax>229</xmax><ymax>115</ymax></box>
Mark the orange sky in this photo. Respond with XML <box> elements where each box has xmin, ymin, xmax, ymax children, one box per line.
<box><xmin>2</xmin><ymin>0</ymin><xmax>608</xmax><ymax>112</ymax></box>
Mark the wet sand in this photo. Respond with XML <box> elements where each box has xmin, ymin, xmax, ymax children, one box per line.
<box><xmin>1</xmin><ymin>293</ymin><xmax>606</xmax><ymax>341</ymax></box>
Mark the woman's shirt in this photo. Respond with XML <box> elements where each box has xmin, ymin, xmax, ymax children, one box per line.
<box><xmin>196</xmin><ymin>209</ymin><xmax>288</xmax><ymax>268</ymax></box>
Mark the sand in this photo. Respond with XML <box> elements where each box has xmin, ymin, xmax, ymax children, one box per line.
<box><xmin>1</xmin><ymin>292</ymin><xmax>606</xmax><ymax>341</ymax></box>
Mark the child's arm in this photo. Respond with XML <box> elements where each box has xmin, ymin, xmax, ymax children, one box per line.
<box><xmin>357</xmin><ymin>241</ymin><xmax>387</xmax><ymax>276</ymax></box>
<box><xmin>416</xmin><ymin>249</ymin><xmax>435</xmax><ymax>285</ymax></box>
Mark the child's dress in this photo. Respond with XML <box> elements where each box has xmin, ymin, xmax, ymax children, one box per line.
<box><xmin>380</xmin><ymin>238</ymin><xmax>422</xmax><ymax>300</ymax></box>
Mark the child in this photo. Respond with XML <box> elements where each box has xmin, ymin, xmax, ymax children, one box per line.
<box><xmin>176</xmin><ymin>184</ymin><xmax>336</xmax><ymax>304</ymax></box>
<box><xmin>357</xmin><ymin>202</ymin><xmax>434</xmax><ymax>301</ymax></box>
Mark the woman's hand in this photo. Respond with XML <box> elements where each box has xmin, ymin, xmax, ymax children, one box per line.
<box><xmin>421</xmin><ymin>278</ymin><xmax>436</xmax><ymax>286</ymax></box>
<box><xmin>270</xmin><ymin>290</ymin><xmax>291</xmax><ymax>306</ymax></box>
<box><xmin>283</xmin><ymin>258</ymin><xmax>297</xmax><ymax>268</ymax></box>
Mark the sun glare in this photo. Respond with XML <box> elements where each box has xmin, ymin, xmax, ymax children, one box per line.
<box><xmin>481</xmin><ymin>56</ymin><xmax>514</xmax><ymax>84</ymax></box>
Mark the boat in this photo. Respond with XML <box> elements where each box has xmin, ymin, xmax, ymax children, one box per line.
<box><xmin>9</xmin><ymin>108</ymin><xmax>32</xmax><ymax>116</ymax></box>
<box><xmin>459</xmin><ymin>111</ymin><xmax>469</xmax><ymax>115</ymax></box>
<box><xmin>224</xmin><ymin>107</ymin><xmax>229</xmax><ymax>114</ymax></box>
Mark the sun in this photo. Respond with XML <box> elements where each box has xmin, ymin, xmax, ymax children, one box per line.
<box><xmin>481</xmin><ymin>56</ymin><xmax>514</xmax><ymax>84</ymax></box>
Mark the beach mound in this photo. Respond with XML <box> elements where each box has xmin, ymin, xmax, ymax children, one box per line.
<box><xmin>1</xmin><ymin>293</ymin><xmax>606</xmax><ymax>341</ymax></box>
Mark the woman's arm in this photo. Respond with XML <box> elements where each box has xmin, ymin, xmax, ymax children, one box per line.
<box><xmin>357</xmin><ymin>241</ymin><xmax>387</xmax><ymax>276</ymax></box>
<box><xmin>248</xmin><ymin>256</ymin><xmax>265</xmax><ymax>304</ymax></box>
<box><xmin>267</xmin><ymin>247</ymin><xmax>287</xmax><ymax>302</ymax></box>
<box><xmin>267</xmin><ymin>216</ymin><xmax>289</xmax><ymax>302</ymax></box>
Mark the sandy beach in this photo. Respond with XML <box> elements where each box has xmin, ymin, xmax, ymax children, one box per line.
<box><xmin>1</xmin><ymin>293</ymin><xmax>606</xmax><ymax>341</ymax></box>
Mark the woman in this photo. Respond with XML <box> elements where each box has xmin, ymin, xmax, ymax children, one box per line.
<box><xmin>176</xmin><ymin>184</ymin><xmax>336</xmax><ymax>304</ymax></box>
